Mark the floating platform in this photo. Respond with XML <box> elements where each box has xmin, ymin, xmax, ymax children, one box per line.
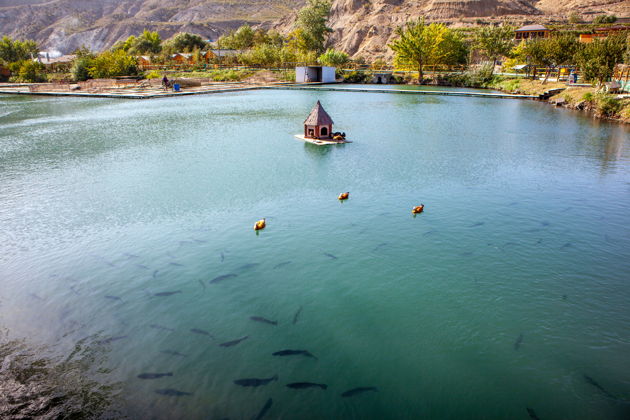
<box><xmin>294</xmin><ymin>135</ymin><xmax>351</xmax><ymax>146</ymax></box>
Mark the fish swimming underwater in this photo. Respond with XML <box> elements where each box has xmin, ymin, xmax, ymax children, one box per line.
<box><xmin>250</xmin><ymin>316</ymin><xmax>277</xmax><ymax>326</ymax></box>
<box><xmin>138</xmin><ymin>372</ymin><xmax>173</xmax><ymax>379</ymax></box>
<box><xmin>253</xmin><ymin>398</ymin><xmax>272</xmax><ymax>420</ymax></box>
<box><xmin>234</xmin><ymin>375</ymin><xmax>278</xmax><ymax>387</ymax></box>
<box><xmin>239</xmin><ymin>263</ymin><xmax>259</xmax><ymax>270</ymax></box>
<box><xmin>272</xmin><ymin>349</ymin><xmax>317</xmax><ymax>359</ymax></box>
<box><xmin>341</xmin><ymin>387</ymin><xmax>378</xmax><ymax>397</ymax></box>
<box><xmin>293</xmin><ymin>306</ymin><xmax>303</xmax><ymax>325</ymax></box>
<box><xmin>584</xmin><ymin>375</ymin><xmax>618</xmax><ymax>400</ymax></box>
<box><xmin>273</xmin><ymin>261</ymin><xmax>292</xmax><ymax>269</ymax></box>
<box><xmin>154</xmin><ymin>291</ymin><xmax>182</xmax><ymax>297</ymax></box>
<box><xmin>324</xmin><ymin>253</ymin><xmax>338</xmax><ymax>260</ymax></box>
<box><xmin>286</xmin><ymin>382</ymin><xmax>327</xmax><ymax>390</ymax></box>
<box><xmin>149</xmin><ymin>324</ymin><xmax>175</xmax><ymax>332</ymax></box>
<box><xmin>190</xmin><ymin>328</ymin><xmax>213</xmax><ymax>337</ymax></box>
<box><xmin>514</xmin><ymin>333</ymin><xmax>523</xmax><ymax>350</ymax></box>
<box><xmin>526</xmin><ymin>407</ymin><xmax>540</xmax><ymax>420</ymax></box>
<box><xmin>220</xmin><ymin>336</ymin><xmax>249</xmax><ymax>347</ymax></box>
<box><xmin>160</xmin><ymin>350</ymin><xmax>187</xmax><ymax>357</ymax></box>
<box><xmin>105</xmin><ymin>295</ymin><xmax>122</xmax><ymax>301</ymax></box>
<box><xmin>210</xmin><ymin>274</ymin><xmax>237</xmax><ymax>284</ymax></box>
<box><xmin>155</xmin><ymin>389</ymin><xmax>192</xmax><ymax>397</ymax></box>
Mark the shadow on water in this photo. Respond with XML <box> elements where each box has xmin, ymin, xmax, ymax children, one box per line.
<box><xmin>303</xmin><ymin>142</ymin><xmax>342</xmax><ymax>158</ymax></box>
<box><xmin>0</xmin><ymin>332</ymin><xmax>124</xmax><ymax>419</ymax></box>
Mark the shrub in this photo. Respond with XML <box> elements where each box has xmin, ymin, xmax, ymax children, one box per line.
<box><xmin>595</xmin><ymin>93</ymin><xmax>621</xmax><ymax>117</ymax></box>
<box><xmin>9</xmin><ymin>60</ymin><xmax>46</xmax><ymax>82</ymax></box>
<box><xmin>582</xmin><ymin>92</ymin><xmax>594</xmax><ymax>102</ymax></box>
<box><xmin>144</xmin><ymin>70</ymin><xmax>161</xmax><ymax>79</ymax></box>
<box><xmin>317</xmin><ymin>48</ymin><xmax>349</xmax><ymax>67</ymax></box>
<box><xmin>593</xmin><ymin>14</ymin><xmax>616</xmax><ymax>24</ymax></box>
<box><xmin>342</xmin><ymin>70</ymin><xmax>369</xmax><ymax>83</ymax></box>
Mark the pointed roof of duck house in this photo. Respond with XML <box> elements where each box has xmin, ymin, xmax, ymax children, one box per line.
<box><xmin>304</xmin><ymin>101</ymin><xmax>334</xmax><ymax>126</ymax></box>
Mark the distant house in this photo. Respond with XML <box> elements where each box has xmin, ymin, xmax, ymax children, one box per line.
<box><xmin>36</xmin><ymin>54</ymin><xmax>76</xmax><ymax>72</ymax></box>
<box><xmin>579</xmin><ymin>25</ymin><xmax>630</xmax><ymax>43</ymax></box>
<box><xmin>137</xmin><ymin>56</ymin><xmax>152</xmax><ymax>67</ymax></box>
<box><xmin>514</xmin><ymin>24</ymin><xmax>550</xmax><ymax>41</ymax></box>
<box><xmin>171</xmin><ymin>53</ymin><xmax>194</xmax><ymax>64</ymax></box>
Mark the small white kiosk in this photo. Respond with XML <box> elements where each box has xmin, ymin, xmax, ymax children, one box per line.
<box><xmin>295</xmin><ymin>66</ymin><xmax>336</xmax><ymax>83</ymax></box>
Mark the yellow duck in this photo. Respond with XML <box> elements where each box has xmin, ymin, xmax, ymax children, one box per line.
<box><xmin>338</xmin><ymin>192</ymin><xmax>350</xmax><ymax>200</ymax></box>
<box><xmin>254</xmin><ymin>218</ymin><xmax>266</xmax><ymax>231</ymax></box>
<box><xmin>412</xmin><ymin>204</ymin><xmax>424</xmax><ymax>214</ymax></box>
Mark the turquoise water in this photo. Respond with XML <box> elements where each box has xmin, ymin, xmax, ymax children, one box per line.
<box><xmin>1</xmin><ymin>89</ymin><xmax>629</xmax><ymax>419</ymax></box>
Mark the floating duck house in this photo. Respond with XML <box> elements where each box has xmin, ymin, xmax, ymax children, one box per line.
<box><xmin>304</xmin><ymin>100</ymin><xmax>334</xmax><ymax>140</ymax></box>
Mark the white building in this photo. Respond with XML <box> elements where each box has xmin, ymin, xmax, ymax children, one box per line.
<box><xmin>295</xmin><ymin>66</ymin><xmax>336</xmax><ymax>83</ymax></box>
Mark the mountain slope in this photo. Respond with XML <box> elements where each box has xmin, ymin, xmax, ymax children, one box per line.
<box><xmin>0</xmin><ymin>0</ymin><xmax>301</xmax><ymax>53</ymax></box>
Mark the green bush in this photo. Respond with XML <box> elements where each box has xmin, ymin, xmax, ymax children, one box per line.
<box><xmin>342</xmin><ymin>70</ymin><xmax>369</xmax><ymax>83</ymax></box>
<box><xmin>144</xmin><ymin>70</ymin><xmax>161</xmax><ymax>79</ymax></box>
<box><xmin>593</xmin><ymin>14</ymin><xmax>617</xmax><ymax>24</ymax></box>
<box><xmin>9</xmin><ymin>60</ymin><xmax>46</xmax><ymax>82</ymax></box>
<box><xmin>595</xmin><ymin>93</ymin><xmax>621</xmax><ymax>117</ymax></box>
<box><xmin>445</xmin><ymin>64</ymin><xmax>495</xmax><ymax>88</ymax></box>
<box><xmin>582</xmin><ymin>92</ymin><xmax>594</xmax><ymax>102</ymax></box>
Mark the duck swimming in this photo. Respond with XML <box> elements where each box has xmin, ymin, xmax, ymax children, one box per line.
<box><xmin>412</xmin><ymin>205</ymin><xmax>424</xmax><ymax>214</ymax></box>
<box><xmin>254</xmin><ymin>219</ymin><xmax>266</xmax><ymax>231</ymax></box>
<box><xmin>338</xmin><ymin>192</ymin><xmax>349</xmax><ymax>200</ymax></box>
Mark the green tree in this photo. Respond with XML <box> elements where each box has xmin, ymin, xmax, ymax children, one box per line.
<box><xmin>71</xmin><ymin>46</ymin><xmax>96</xmax><ymax>81</ymax></box>
<box><xmin>88</xmin><ymin>49</ymin><xmax>138</xmax><ymax>78</ymax></box>
<box><xmin>8</xmin><ymin>60</ymin><xmax>46</xmax><ymax>82</ymax></box>
<box><xmin>474</xmin><ymin>25</ymin><xmax>514</xmax><ymax>71</ymax></box>
<box><xmin>0</xmin><ymin>36</ymin><xmax>38</xmax><ymax>63</ymax></box>
<box><xmin>129</xmin><ymin>30</ymin><xmax>162</xmax><ymax>55</ymax></box>
<box><xmin>163</xmin><ymin>33</ymin><xmax>207</xmax><ymax>54</ymax></box>
<box><xmin>575</xmin><ymin>33</ymin><xmax>627</xmax><ymax>86</ymax></box>
<box><xmin>296</xmin><ymin>0</ymin><xmax>332</xmax><ymax>53</ymax></box>
<box><xmin>111</xmin><ymin>35</ymin><xmax>136</xmax><ymax>52</ymax></box>
<box><xmin>389</xmin><ymin>18</ymin><xmax>467</xmax><ymax>82</ymax></box>
<box><xmin>317</xmin><ymin>48</ymin><xmax>349</xmax><ymax>67</ymax></box>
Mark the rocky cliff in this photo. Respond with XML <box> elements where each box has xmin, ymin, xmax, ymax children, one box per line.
<box><xmin>0</xmin><ymin>0</ymin><xmax>301</xmax><ymax>53</ymax></box>
<box><xmin>0</xmin><ymin>0</ymin><xmax>628</xmax><ymax>56</ymax></box>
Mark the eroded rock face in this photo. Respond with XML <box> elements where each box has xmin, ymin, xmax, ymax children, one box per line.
<box><xmin>278</xmin><ymin>0</ymin><xmax>629</xmax><ymax>59</ymax></box>
<box><xmin>0</xmin><ymin>0</ymin><xmax>302</xmax><ymax>53</ymax></box>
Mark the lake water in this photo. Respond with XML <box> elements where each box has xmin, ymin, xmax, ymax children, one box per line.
<box><xmin>1</xmin><ymin>87</ymin><xmax>629</xmax><ymax>419</ymax></box>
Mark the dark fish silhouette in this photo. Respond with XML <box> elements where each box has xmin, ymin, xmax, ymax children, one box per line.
<box><xmin>341</xmin><ymin>387</ymin><xmax>378</xmax><ymax>397</ymax></box>
<box><xmin>105</xmin><ymin>295</ymin><xmax>122</xmax><ymax>301</ymax></box>
<box><xmin>29</xmin><ymin>293</ymin><xmax>44</xmax><ymax>301</ymax></box>
<box><xmin>152</xmin><ymin>270</ymin><xmax>159</xmax><ymax>279</ymax></box>
<box><xmin>561</xmin><ymin>242</ymin><xmax>573</xmax><ymax>249</ymax></box>
<box><xmin>272</xmin><ymin>349</ymin><xmax>316</xmax><ymax>359</ymax></box>
<box><xmin>508</xmin><ymin>202</ymin><xmax>519</xmax><ymax>206</ymax></box>
<box><xmin>293</xmin><ymin>306</ymin><xmax>303</xmax><ymax>325</ymax></box>
<box><xmin>253</xmin><ymin>398</ymin><xmax>272</xmax><ymax>420</ymax></box>
<box><xmin>584</xmin><ymin>375</ymin><xmax>618</xmax><ymax>400</ymax></box>
<box><xmin>239</xmin><ymin>263</ymin><xmax>259</xmax><ymax>270</ymax></box>
<box><xmin>324</xmin><ymin>253</ymin><xmax>338</xmax><ymax>260</ymax></box>
<box><xmin>154</xmin><ymin>290</ymin><xmax>182</xmax><ymax>297</ymax></box>
<box><xmin>210</xmin><ymin>274</ymin><xmax>237</xmax><ymax>284</ymax></box>
<box><xmin>459</xmin><ymin>251</ymin><xmax>473</xmax><ymax>257</ymax></box>
<box><xmin>250</xmin><ymin>316</ymin><xmax>277</xmax><ymax>326</ymax></box>
<box><xmin>96</xmin><ymin>335</ymin><xmax>128</xmax><ymax>345</ymax></box>
<box><xmin>469</xmin><ymin>222</ymin><xmax>485</xmax><ymax>227</ymax></box>
<box><xmin>150</xmin><ymin>324</ymin><xmax>175</xmax><ymax>332</ymax></box>
<box><xmin>373</xmin><ymin>243</ymin><xmax>388</xmax><ymax>251</ymax></box>
<box><xmin>191</xmin><ymin>328</ymin><xmax>213</xmax><ymax>337</ymax></box>
<box><xmin>422</xmin><ymin>230</ymin><xmax>437</xmax><ymax>236</ymax></box>
<box><xmin>234</xmin><ymin>374</ymin><xmax>278</xmax><ymax>387</ymax></box>
<box><xmin>273</xmin><ymin>261</ymin><xmax>292</xmax><ymax>269</ymax></box>
<box><xmin>220</xmin><ymin>336</ymin><xmax>249</xmax><ymax>347</ymax></box>
<box><xmin>136</xmin><ymin>264</ymin><xmax>150</xmax><ymax>270</ymax></box>
<box><xmin>540</xmin><ymin>221</ymin><xmax>550</xmax><ymax>227</ymax></box>
<box><xmin>514</xmin><ymin>333</ymin><xmax>523</xmax><ymax>350</ymax></box>
<box><xmin>169</xmin><ymin>262</ymin><xmax>184</xmax><ymax>267</ymax></box>
<box><xmin>193</xmin><ymin>238</ymin><xmax>207</xmax><ymax>243</ymax></box>
<box><xmin>220</xmin><ymin>252</ymin><xmax>225</xmax><ymax>262</ymax></box>
<box><xmin>161</xmin><ymin>350</ymin><xmax>187</xmax><ymax>357</ymax></box>
<box><xmin>198</xmin><ymin>279</ymin><xmax>206</xmax><ymax>290</ymax></box>
<box><xmin>526</xmin><ymin>407</ymin><xmax>540</xmax><ymax>420</ymax></box>
<box><xmin>562</xmin><ymin>294</ymin><xmax>567</xmax><ymax>300</ymax></box>
<box><xmin>69</xmin><ymin>286</ymin><xmax>80</xmax><ymax>295</ymax></box>
<box><xmin>287</xmin><ymin>382</ymin><xmax>327</xmax><ymax>390</ymax></box>
<box><xmin>138</xmin><ymin>372</ymin><xmax>173</xmax><ymax>379</ymax></box>
<box><xmin>155</xmin><ymin>388</ymin><xmax>192</xmax><ymax>397</ymax></box>
<box><xmin>536</xmin><ymin>238</ymin><xmax>543</xmax><ymax>245</ymax></box>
